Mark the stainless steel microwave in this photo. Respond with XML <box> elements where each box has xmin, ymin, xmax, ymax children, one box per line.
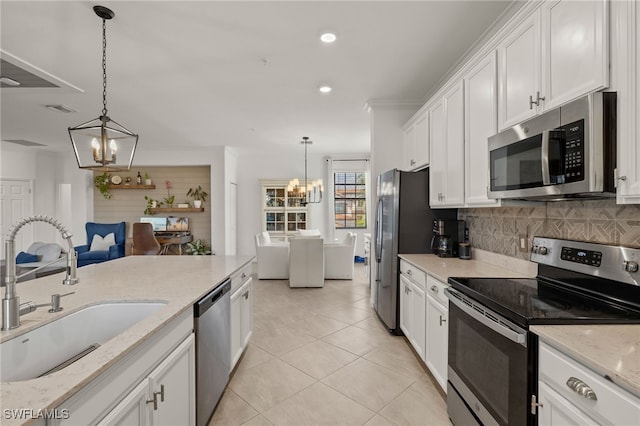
<box><xmin>488</xmin><ymin>92</ymin><xmax>616</xmax><ymax>200</ymax></box>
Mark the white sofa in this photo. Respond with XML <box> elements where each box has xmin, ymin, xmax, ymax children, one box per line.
<box><xmin>254</xmin><ymin>232</ymin><xmax>289</xmax><ymax>279</ymax></box>
<box><xmin>289</xmin><ymin>237</ymin><xmax>324</xmax><ymax>287</ymax></box>
<box><xmin>324</xmin><ymin>232</ymin><xmax>357</xmax><ymax>279</ymax></box>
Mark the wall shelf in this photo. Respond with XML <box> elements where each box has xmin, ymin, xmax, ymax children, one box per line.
<box><xmin>109</xmin><ymin>184</ymin><xmax>156</xmax><ymax>190</ymax></box>
<box><xmin>149</xmin><ymin>207</ymin><xmax>204</xmax><ymax>213</ymax></box>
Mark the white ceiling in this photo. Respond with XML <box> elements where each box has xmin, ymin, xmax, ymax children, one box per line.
<box><xmin>1</xmin><ymin>1</ymin><xmax>512</xmax><ymax>157</ymax></box>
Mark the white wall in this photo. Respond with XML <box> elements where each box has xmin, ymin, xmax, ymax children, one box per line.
<box><xmin>236</xmin><ymin>149</ymin><xmax>328</xmax><ymax>257</ymax></box>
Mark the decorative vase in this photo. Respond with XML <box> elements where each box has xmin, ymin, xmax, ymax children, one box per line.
<box><xmin>193</xmin><ymin>200</ymin><xmax>203</xmax><ymax>208</ymax></box>
<box><xmin>151</xmin><ymin>200</ymin><xmax>157</xmax><ymax>208</ymax></box>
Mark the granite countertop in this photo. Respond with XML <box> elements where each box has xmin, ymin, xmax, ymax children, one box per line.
<box><xmin>0</xmin><ymin>255</ymin><xmax>253</xmax><ymax>424</ymax></box>
<box><xmin>531</xmin><ymin>324</ymin><xmax>640</xmax><ymax>398</ymax></box>
<box><xmin>398</xmin><ymin>249</ymin><xmax>537</xmax><ymax>282</ymax></box>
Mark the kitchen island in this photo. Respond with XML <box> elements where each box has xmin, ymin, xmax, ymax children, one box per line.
<box><xmin>0</xmin><ymin>254</ymin><xmax>253</xmax><ymax>425</ymax></box>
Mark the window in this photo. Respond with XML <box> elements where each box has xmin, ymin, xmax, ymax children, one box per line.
<box><xmin>334</xmin><ymin>172</ymin><xmax>366</xmax><ymax>229</ymax></box>
<box><xmin>261</xmin><ymin>181</ymin><xmax>308</xmax><ymax>240</ymax></box>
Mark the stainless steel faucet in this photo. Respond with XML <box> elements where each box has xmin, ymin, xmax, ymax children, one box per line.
<box><xmin>2</xmin><ymin>215</ymin><xmax>79</xmax><ymax>330</ymax></box>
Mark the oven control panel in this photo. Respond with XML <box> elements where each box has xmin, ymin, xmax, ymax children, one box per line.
<box><xmin>531</xmin><ymin>237</ymin><xmax>640</xmax><ymax>285</ymax></box>
<box><xmin>560</xmin><ymin>246</ymin><xmax>602</xmax><ymax>267</ymax></box>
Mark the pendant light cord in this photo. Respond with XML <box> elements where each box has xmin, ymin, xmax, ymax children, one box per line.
<box><xmin>101</xmin><ymin>18</ymin><xmax>108</xmax><ymax>117</ymax></box>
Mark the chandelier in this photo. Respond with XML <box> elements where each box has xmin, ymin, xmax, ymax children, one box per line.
<box><xmin>288</xmin><ymin>137</ymin><xmax>323</xmax><ymax>205</ymax></box>
<box><xmin>69</xmin><ymin>5</ymin><xmax>138</xmax><ymax>171</ymax></box>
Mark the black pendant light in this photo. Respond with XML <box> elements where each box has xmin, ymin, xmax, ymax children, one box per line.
<box><xmin>69</xmin><ymin>5</ymin><xmax>138</xmax><ymax>171</ymax></box>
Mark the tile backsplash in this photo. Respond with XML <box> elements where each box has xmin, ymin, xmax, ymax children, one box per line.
<box><xmin>459</xmin><ymin>200</ymin><xmax>640</xmax><ymax>260</ymax></box>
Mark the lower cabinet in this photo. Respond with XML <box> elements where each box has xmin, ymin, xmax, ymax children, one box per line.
<box><xmin>537</xmin><ymin>342</ymin><xmax>640</xmax><ymax>425</ymax></box>
<box><xmin>99</xmin><ymin>334</ymin><xmax>196</xmax><ymax>426</ymax></box>
<box><xmin>425</xmin><ymin>276</ymin><xmax>449</xmax><ymax>393</ymax></box>
<box><xmin>230</xmin><ymin>277</ymin><xmax>253</xmax><ymax>369</ymax></box>
<box><xmin>54</xmin><ymin>309</ymin><xmax>195</xmax><ymax>426</ymax></box>
<box><xmin>399</xmin><ymin>261</ymin><xmax>426</xmax><ymax>361</ymax></box>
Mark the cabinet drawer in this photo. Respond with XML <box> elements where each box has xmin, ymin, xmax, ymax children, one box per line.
<box><xmin>426</xmin><ymin>275</ymin><xmax>448</xmax><ymax>307</ymax></box>
<box><xmin>399</xmin><ymin>260</ymin><xmax>426</xmax><ymax>288</ymax></box>
<box><xmin>230</xmin><ymin>262</ymin><xmax>252</xmax><ymax>293</ymax></box>
<box><xmin>539</xmin><ymin>342</ymin><xmax>640</xmax><ymax>425</ymax></box>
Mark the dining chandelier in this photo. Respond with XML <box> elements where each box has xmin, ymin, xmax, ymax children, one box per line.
<box><xmin>288</xmin><ymin>137</ymin><xmax>323</xmax><ymax>205</ymax></box>
<box><xmin>69</xmin><ymin>5</ymin><xmax>138</xmax><ymax>171</ymax></box>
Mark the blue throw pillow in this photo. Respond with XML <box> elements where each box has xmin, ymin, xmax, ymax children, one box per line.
<box><xmin>16</xmin><ymin>251</ymin><xmax>39</xmax><ymax>264</ymax></box>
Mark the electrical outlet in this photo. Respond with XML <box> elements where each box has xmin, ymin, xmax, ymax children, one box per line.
<box><xmin>518</xmin><ymin>234</ymin><xmax>529</xmax><ymax>253</ymax></box>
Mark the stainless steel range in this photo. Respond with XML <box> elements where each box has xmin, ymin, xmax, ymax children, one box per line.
<box><xmin>445</xmin><ymin>237</ymin><xmax>640</xmax><ymax>426</ymax></box>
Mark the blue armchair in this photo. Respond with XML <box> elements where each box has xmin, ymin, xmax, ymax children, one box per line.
<box><xmin>75</xmin><ymin>222</ymin><xmax>126</xmax><ymax>267</ymax></box>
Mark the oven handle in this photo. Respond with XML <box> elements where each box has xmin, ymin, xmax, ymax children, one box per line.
<box><xmin>445</xmin><ymin>288</ymin><xmax>527</xmax><ymax>347</ymax></box>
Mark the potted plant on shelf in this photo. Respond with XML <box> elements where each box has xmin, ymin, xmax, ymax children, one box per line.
<box><xmin>184</xmin><ymin>239</ymin><xmax>213</xmax><ymax>255</ymax></box>
<box><xmin>144</xmin><ymin>172</ymin><xmax>152</xmax><ymax>186</ymax></box>
<box><xmin>144</xmin><ymin>196</ymin><xmax>162</xmax><ymax>215</ymax></box>
<box><xmin>94</xmin><ymin>172</ymin><xmax>112</xmax><ymax>199</ymax></box>
<box><xmin>164</xmin><ymin>180</ymin><xmax>175</xmax><ymax>207</ymax></box>
<box><xmin>186</xmin><ymin>185</ymin><xmax>208</xmax><ymax>208</ymax></box>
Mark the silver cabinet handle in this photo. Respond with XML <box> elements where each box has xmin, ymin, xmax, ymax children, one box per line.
<box><xmin>410</xmin><ymin>159</ymin><xmax>416</xmax><ymax>166</ymax></box>
<box><xmin>536</xmin><ymin>91</ymin><xmax>545</xmax><ymax>104</ymax></box>
<box><xmin>430</xmin><ymin>285</ymin><xmax>438</xmax><ymax>293</ymax></box>
<box><xmin>146</xmin><ymin>384</ymin><xmax>165</xmax><ymax>410</ymax></box>
<box><xmin>439</xmin><ymin>315</ymin><xmax>446</xmax><ymax>326</ymax></box>
<box><xmin>529</xmin><ymin>95</ymin><xmax>536</xmax><ymax>109</ymax></box>
<box><xmin>566</xmin><ymin>377</ymin><xmax>597</xmax><ymax>400</ymax></box>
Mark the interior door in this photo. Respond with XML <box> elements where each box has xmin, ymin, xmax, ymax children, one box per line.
<box><xmin>0</xmin><ymin>179</ymin><xmax>33</xmax><ymax>257</ymax></box>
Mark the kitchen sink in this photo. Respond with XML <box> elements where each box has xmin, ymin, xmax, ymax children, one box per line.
<box><xmin>0</xmin><ymin>301</ymin><xmax>166</xmax><ymax>382</ymax></box>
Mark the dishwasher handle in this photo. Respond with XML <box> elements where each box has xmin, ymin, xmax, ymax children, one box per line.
<box><xmin>194</xmin><ymin>278</ymin><xmax>231</xmax><ymax>317</ymax></box>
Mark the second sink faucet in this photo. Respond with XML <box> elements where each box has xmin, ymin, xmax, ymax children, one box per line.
<box><xmin>2</xmin><ymin>215</ymin><xmax>79</xmax><ymax>331</ymax></box>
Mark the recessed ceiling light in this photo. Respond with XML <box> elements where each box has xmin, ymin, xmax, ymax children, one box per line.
<box><xmin>319</xmin><ymin>85</ymin><xmax>332</xmax><ymax>93</ymax></box>
<box><xmin>320</xmin><ymin>33</ymin><xmax>337</xmax><ymax>43</ymax></box>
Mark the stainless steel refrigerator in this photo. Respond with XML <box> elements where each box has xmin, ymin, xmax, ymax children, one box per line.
<box><xmin>373</xmin><ymin>168</ymin><xmax>456</xmax><ymax>334</ymax></box>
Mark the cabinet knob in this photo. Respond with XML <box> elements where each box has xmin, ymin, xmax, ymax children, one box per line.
<box><xmin>430</xmin><ymin>285</ymin><xmax>438</xmax><ymax>293</ymax></box>
<box><xmin>406</xmin><ymin>269</ymin><xmax>412</xmax><ymax>276</ymax></box>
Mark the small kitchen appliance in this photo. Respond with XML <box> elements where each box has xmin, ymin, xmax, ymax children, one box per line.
<box><xmin>446</xmin><ymin>237</ymin><xmax>640</xmax><ymax>426</ymax></box>
<box><xmin>431</xmin><ymin>219</ymin><xmax>465</xmax><ymax>257</ymax></box>
<box><xmin>488</xmin><ymin>92</ymin><xmax>616</xmax><ymax>200</ymax></box>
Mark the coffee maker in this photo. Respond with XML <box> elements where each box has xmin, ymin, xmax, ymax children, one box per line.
<box><xmin>431</xmin><ymin>219</ymin><xmax>465</xmax><ymax>257</ymax></box>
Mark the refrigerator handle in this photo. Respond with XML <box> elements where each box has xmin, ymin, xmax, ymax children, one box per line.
<box><xmin>375</xmin><ymin>198</ymin><xmax>383</xmax><ymax>263</ymax></box>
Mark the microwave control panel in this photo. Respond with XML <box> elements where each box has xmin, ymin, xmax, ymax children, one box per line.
<box><xmin>559</xmin><ymin>119</ymin><xmax>584</xmax><ymax>182</ymax></box>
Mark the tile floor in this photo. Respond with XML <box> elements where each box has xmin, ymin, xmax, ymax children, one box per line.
<box><xmin>210</xmin><ymin>265</ymin><xmax>451</xmax><ymax>426</ymax></box>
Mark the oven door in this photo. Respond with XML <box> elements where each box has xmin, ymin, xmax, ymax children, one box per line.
<box><xmin>446</xmin><ymin>288</ymin><xmax>532</xmax><ymax>426</ymax></box>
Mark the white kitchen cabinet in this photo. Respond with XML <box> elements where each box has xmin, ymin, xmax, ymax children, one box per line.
<box><xmin>538</xmin><ymin>381</ymin><xmax>599</xmax><ymax>426</ymax></box>
<box><xmin>399</xmin><ymin>260</ymin><xmax>426</xmax><ymax>361</ymax></box>
<box><xmin>497</xmin><ymin>11</ymin><xmax>540</xmax><ymax>129</ymax></box>
<box><xmin>56</xmin><ymin>310</ymin><xmax>195</xmax><ymax>426</ymax></box>
<box><xmin>425</xmin><ymin>275</ymin><xmax>449</xmax><ymax>393</ymax></box>
<box><xmin>615</xmin><ymin>0</ymin><xmax>640</xmax><ymax>204</ymax></box>
<box><xmin>464</xmin><ymin>50</ymin><xmax>501</xmax><ymax>207</ymax></box>
<box><xmin>100</xmin><ymin>334</ymin><xmax>196</xmax><ymax>426</ymax></box>
<box><xmin>429</xmin><ymin>81</ymin><xmax>465</xmax><ymax>208</ymax></box>
<box><xmin>498</xmin><ymin>1</ymin><xmax>609</xmax><ymax>130</ymax></box>
<box><xmin>537</xmin><ymin>342</ymin><xmax>640</xmax><ymax>426</ymax></box>
<box><xmin>402</xmin><ymin>108</ymin><xmax>429</xmax><ymax>171</ymax></box>
<box><xmin>231</xmin><ymin>276</ymin><xmax>253</xmax><ymax>370</ymax></box>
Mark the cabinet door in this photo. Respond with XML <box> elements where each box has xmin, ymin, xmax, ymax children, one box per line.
<box><xmin>465</xmin><ymin>51</ymin><xmax>501</xmax><ymax>207</ymax></box>
<box><xmin>443</xmin><ymin>81</ymin><xmax>465</xmax><ymax>207</ymax></box>
<box><xmin>538</xmin><ymin>381</ymin><xmax>599</xmax><ymax>426</ymax></box>
<box><xmin>429</xmin><ymin>101</ymin><xmax>446</xmax><ymax>206</ymax></box>
<box><xmin>149</xmin><ymin>334</ymin><xmax>196</xmax><ymax>426</ymax></box>
<box><xmin>498</xmin><ymin>11</ymin><xmax>540</xmax><ymax>130</ymax></box>
<box><xmin>541</xmin><ymin>0</ymin><xmax>608</xmax><ymax>110</ymax></box>
<box><xmin>98</xmin><ymin>380</ymin><xmax>150</xmax><ymax>426</ymax></box>
<box><xmin>426</xmin><ymin>295</ymin><xmax>448</xmax><ymax>392</ymax></box>
<box><xmin>403</xmin><ymin>123</ymin><xmax>416</xmax><ymax>171</ymax></box>
<box><xmin>414</xmin><ymin>111</ymin><xmax>430</xmax><ymax>168</ymax></box>
<box><xmin>240</xmin><ymin>278</ymin><xmax>253</xmax><ymax>349</ymax></box>
<box><xmin>410</xmin><ymin>282</ymin><xmax>426</xmax><ymax>362</ymax></box>
<box><xmin>399</xmin><ymin>274</ymin><xmax>412</xmax><ymax>337</ymax></box>
<box><xmin>230</xmin><ymin>287</ymin><xmax>243</xmax><ymax>369</ymax></box>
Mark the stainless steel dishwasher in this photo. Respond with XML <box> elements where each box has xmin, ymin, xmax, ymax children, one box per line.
<box><xmin>194</xmin><ymin>278</ymin><xmax>231</xmax><ymax>426</ymax></box>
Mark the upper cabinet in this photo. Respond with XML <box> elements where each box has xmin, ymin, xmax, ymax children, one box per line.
<box><xmin>464</xmin><ymin>51</ymin><xmax>501</xmax><ymax>207</ymax></box>
<box><xmin>402</xmin><ymin>108</ymin><xmax>429</xmax><ymax>171</ymax></box>
<box><xmin>430</xmin><ymin>81</ymin><xmax>465</xmax><ymax>208</ymax></box>
<box><xmin>498</xmin><ymin>0</ymin><xmax>609</xmax><ymax>130</ymax></box>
